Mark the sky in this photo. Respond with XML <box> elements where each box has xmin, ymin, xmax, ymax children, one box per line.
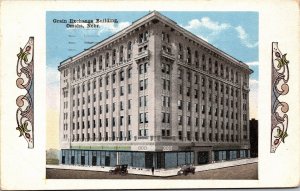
<box><xmin>46</xmin><ymin>11</ymin><xmax>258</xmax><ymax>149</ymax></box>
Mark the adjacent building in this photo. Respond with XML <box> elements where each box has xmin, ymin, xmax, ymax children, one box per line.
<box><xmin>58</xmin><ymin>11</ymin><xmax>252</xmax><ymax>169</ymax></box>
<box><xmin>249</xmin><ymin>118</ymin><xmax>258</xmax><ymax>158</ymax></box>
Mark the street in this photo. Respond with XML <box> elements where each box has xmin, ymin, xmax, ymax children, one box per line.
<box><xmin>46</xmin><ymin>162</ymin><xmax>257</xmax><ymax>179</ymax></box>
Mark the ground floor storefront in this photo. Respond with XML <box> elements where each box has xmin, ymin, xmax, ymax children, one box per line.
<box><xmin>60</xmin><ymin>149</ymin><xmax>250</xmax><ymax>169</ymax></box>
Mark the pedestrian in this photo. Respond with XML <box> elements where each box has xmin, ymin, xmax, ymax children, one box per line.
<box><xmin>151</xmin><ymin>166</ymin><xmax>154</xmax><ymax>175</ymax></box>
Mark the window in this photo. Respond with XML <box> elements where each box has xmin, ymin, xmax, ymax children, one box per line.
<box><xmin>162</xmin><ymin>79</ymin><xmax>170</xmax><ymax>90</ymax></box>
<box><xmin>162</xmin><ymin>32</ymin><xmax>165</xmax><ymax>41</ymax></box>
<box><xmin>178</xmin><ymin>100</ymin><xmax>183</xmax><ymax>110</ymax></box>
<box><xmin>194</xmin><ymin>89</ymin><xmax>198</xmax><ymax>99</ymax></box>
<box><xmin>106</xmin><ymin>90</ymin><xmax>109</xmax><ymax>99</ymax></box>
<box><xmin>201</xmin><ymin>78</ymin><xmax>206</xmax><ymax>87</ymax></box>
<box><xmin>179</xmin><ymin>43</ymin><xmax>182</xmax><ymax>51</ymax></box>
<box><xmin>161</xmin><ymin>113</ymin><xmax>170</xmax><ymax>123</ymax></box>
<box><xmin>139</xmin><ymin>79</ymin><xmax>148</xmax><ymax>91</ymax></box>
<box><xmin>139</xmin><ymin>31</ymin><xmax>149</xmax><ymax>43</ymax></box>
<box><xmin>120</xmin><ymin>71</ymin><xmax>124</xmax><ymax>81</ymax></box>
<box><xmin>187</xmin><ymin>72</ymin><xmax>191</xmax><ymax>82</ymax></box>
<box><xmin>120</xmin><ymin>116</ymin><xmax>124</xmax><ymax>126</ymax></box>
<box><xmin>144</xmin><ymin>62</ymin><xmax>149</xmax><ymax>73</ymax></box>
<box><xmin>112</xmin><ymin>102</ymin><xmax>115</xmax><ymax>112</ymax></box>
<box><xmin>178</xmin><ymin>131</ymin><xmax>182</xmax><ymax>140</ymax></box>
<box><xmin>120</xmin><ymin>86</ymin><xmax>124</xmax><ymax>96</ymax></box>
<box><xmin>128</xmin><ymin>99</ymin><xmax>132</xmax><ymax>109</ymax></box>
<box><xmin>112</xmin><ymin>73</ymin><xmax>116</xmax><ymax>83</ymax></box>
<box><xmin>187</xmin><ymin>116</ymin><xmax>191</xmax><ymax>126</ymax></box>
<box><xmin>127</xmin><ymin>130</ymin><xmax>131</xmax><ymax>140</ymax></box>
<box><xmin>82</xmin><ymin>64</ymin><xmax>85</xmax><ymax>77</ymax></box>
<box><xmin>105</xmin><ymin>118</ymin><xmax>108</xmax><ymax>127</ymax></box>
<box><xmin>214</xmin><ymin>61</ymin><xmax>218</xmax><ymax>75</ymax></box>
<box><xmin>106</xmin><ymin>104</ymin><xmax>109</xmax><ymax>113</ymax></box>
<box><xmin>128</xmin><ymin>68</ymin><xmax>132</xmax><ymax>78</ymax></box>
<box><xmin>187</xmin><ymin>131</ymin><xmax>191</xmax><ymax>141</ymax></box>
<box><xmin>187</xmin><ymin>102</ymin><xmax>191</xmax><ymax>111</ymax></box>
<box><xmin>162</xmin><ymin>129</ymin><xmax>165</xmax><ymax>137</ymax></box>
<box><xmin>112</xmin><ymin>117</ymin><xmax>115</xmax><ymax>127</ymax></box>
<box><xmin>139</xmin><ymin>96</ymin><xmax>147</xmax><ymax>107</ymax></box>
<box><xmin>128</xmin><ymin>115</ymin><xmax>131</xmax><ymax>125</ymax></box>
<box><xmin>179</xmin><ymin>85</ymin><xmax>182</xmax><ymax>94</ymax></box>
<box><xmin>99</xmin><ymin>55</ymin><xmax>103</xmax><ymax>70</ymax></box>
<box><xmin>139</xmin><ymin>64</ymin><xmax>144</xmax><ymax>74</ymax></box>
<box><xmin>162</xmin><ymin>96</ymin><xmax>170</xmax><ymax>107</ymax></box>
<box><xmin>119</xmin><ymin>45</ymin><xmax>124</xmax><ymax>62</ymax></box>
<box><xmin>161</xmin><ymin>63</ymin><xmax>170</xmax><ymax>74</ymax></box>
<box><xmin>93</xmin><ymin>58</ymin><xmax>96</xmax><ymax>72</ymax></box>
<box><xmin>139</xmin><ymin>113</ymin><xmax>144</xmax><ymax>123</ymax></box>
<box><xmin>120</xmin><ymin>101</ymin><xmax>124</xmax><ymax>110</ymax></box>
<box><xmin>144</xmin><ymin>96</ymin><xmax>148</xmax><ymax>107</ymax></box>
<box><xmin>178</xmin><ymin>69</ymin><xmax>182</xmax><ymax>79</ymax></box>
<box><xmin>112</xmin><ymin>88</ymin><xmax>116</xmax><ymax>97</ymax></box>
<box><xmin>106</xmin><ymin>76</ymin><xmax>109</xmax><ymax>85</ymax></box>
<box><xmin>87</xmin><ymin>61</ymin><xmax>91</xmax><ymax>75</ymax></box>
<box><xmin>140</xmin><ymin>80</ymin><xmax>144</xmax><ymax>91</ymax></box>
<box><xmin>202</xmin><ymin>105</ymin><xmax>206</xmax><ymax>114</ymax></box>
<box><xmin>186</xmin><ymin>87</ymin><xmax>190</xmax><ymax>97</ymax></box>
<box><xmin>144</xmin><ymin>113</ymin><xmax>149</xmax><ymax>123</ymax></box>
<box><xmin>98</xmin><ymin>119</ymin><xmax>102</xmax><ymax>127</ymax></box>
<box><xmin>99</xmin><ymin>78</ymin><xmax>102</xmax><ymax>87</ymax></box>
<box><xmin>178</xmin><ymin>116</ymin><xmax>182</xmax><ymax>125</ymax></box>
<box><xmin>77</xmin><ymin>66</ymin><xmax>80</xmax><ymax>78</ymax></box>
<box><xmin>99</xmin><ymin>92</ymin><xmax>102</xmax><ymax>101</ymax></box>
<box><xmin>128</xmin><ymin>84</ymin><xmax>132</xmax><ymax>94</ymax></box>
<box><xmin>195</xmin><ymin>103</ymin><xmax>199</xmax><ymax>112</ymax></box>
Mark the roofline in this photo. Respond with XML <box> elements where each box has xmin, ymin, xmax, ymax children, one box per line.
<box><xmin>59</xmin><ymin>11</ymin><xmax>252</xmax><ymax>72</ymax></box>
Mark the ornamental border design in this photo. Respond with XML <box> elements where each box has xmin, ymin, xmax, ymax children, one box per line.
<box><xmin>16</xmin><ymin>37</ymin><xmax>34</xmax><ymax>148</ymax></box>
<box><xmin>271</xmin><ymin>42</ymin><xmax>289</xmax><ymax>153</ymax></box>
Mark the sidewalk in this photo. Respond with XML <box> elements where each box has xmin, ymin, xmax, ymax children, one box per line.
<box><xmin>46</xmin><ymin>158</ymin><xmax>258</xmax><ymax>177</ymax></box>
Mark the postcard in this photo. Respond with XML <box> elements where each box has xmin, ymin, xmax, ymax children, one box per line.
<box><xmin>0</xmin><ymin>0</ymin><xmax>299</xmax><ymax>190</ymax></box>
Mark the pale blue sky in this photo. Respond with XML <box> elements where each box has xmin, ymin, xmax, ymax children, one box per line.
<box><xmin>46</xmin><ymin>11</ymin><xmax>258</xmax><ymax>118</ymax></box>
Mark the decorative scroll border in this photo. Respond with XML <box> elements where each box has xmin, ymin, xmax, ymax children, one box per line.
<box><xmin>16</xmin><ymin>37</ymin><xmax>34</xmax><ymax>148</ymax></box>
<box><xmin>271</xmin><ymin>42</ymin><xmax>289</xmax><ymax>153</ymax></box>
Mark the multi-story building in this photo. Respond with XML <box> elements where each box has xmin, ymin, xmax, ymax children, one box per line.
<box><xmin>58</xmin><ymin>11</ymin><xmax>252</xmax><ymax>169</ymax></box>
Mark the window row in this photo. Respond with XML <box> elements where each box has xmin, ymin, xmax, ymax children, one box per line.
<box><xmin>71</xmin><ymin>130</ymin><xmax>132</xmax><ymax>142</ymax></box>
<box><xmin>71</xmin><ymin>100</ymin><xmax>132</xmax><ymax>118</ymax></box>
<box><xmin>177</xmin><ymin>131</ymin><xmax>243</xmax><ymax>142</ymax></box>
<box><xmin>178</xmin><ymin>63</ymin><xmax>243</xmax><ymax>85</ymax></box>
<box><xmin>72</xmin><ymin>85</ymin><xmax>132</xmax><ymax>105</ymax></box>
<box><xmin>178</xmin><ymin>116</ymin><xmax>241</xmax><ymax>129</ymax></box>
<box><xmin>71</xmin><ymin>115</ymin><xmax>131</xmax><ymax>129</ymax></box>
